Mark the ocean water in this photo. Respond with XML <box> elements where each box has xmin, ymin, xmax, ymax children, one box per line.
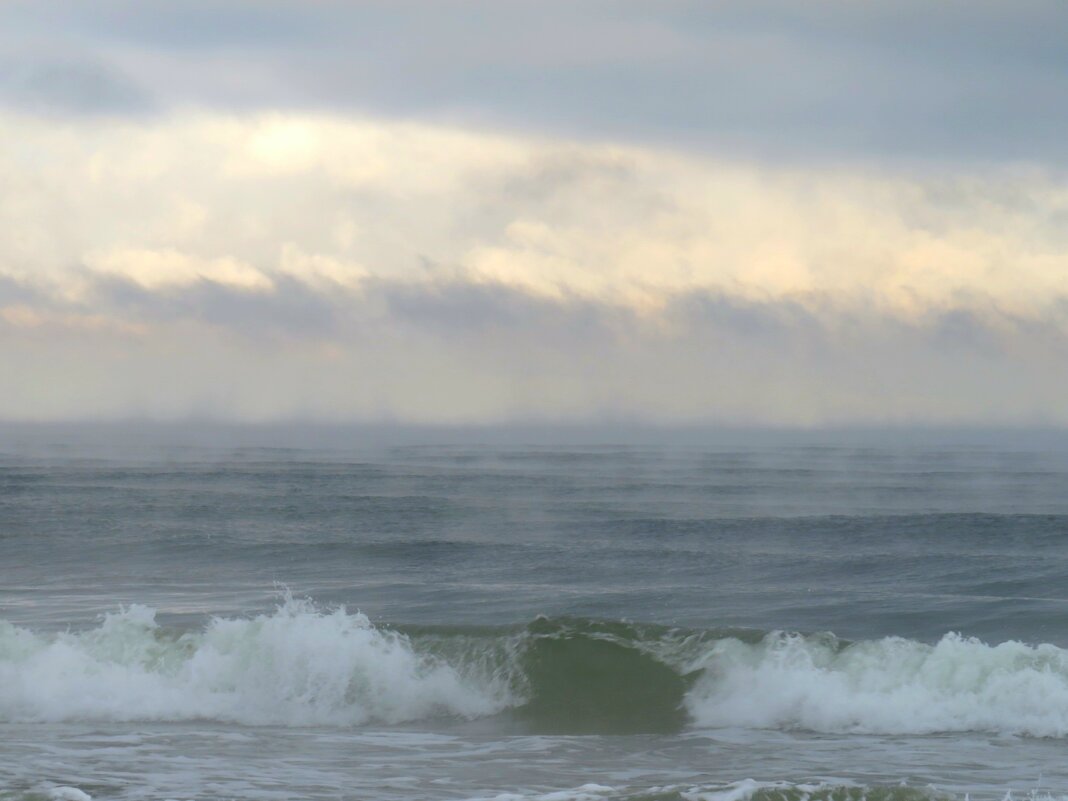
<box><xmin>4</xmin><ymin>426</ymin><xmax>1068</xmax><ymax>801</ymax></box>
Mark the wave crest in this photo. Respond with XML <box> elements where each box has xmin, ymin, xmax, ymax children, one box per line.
<box><xmin>687</xmin><ymin>630</ymin><xmax>1068</xmax><ymax>736</ymax></box>
<box><xmin>0</xmin><ymin>597</ymin><xmax>510</xmax><ymax>726</ymax></box>
<box><xmin>7</xmin><ymin>603</ymin><xmax>1068</xmax><ymax>736</ymax></box>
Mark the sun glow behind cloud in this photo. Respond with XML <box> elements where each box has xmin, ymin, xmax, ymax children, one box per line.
<box><xmin>2</xmin><ymin>110</ymin><xmax>1068</xmax><ymax>424</ymax></box>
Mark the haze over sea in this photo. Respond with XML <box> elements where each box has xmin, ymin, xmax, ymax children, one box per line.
<box><xmin>5</xmin><ymin>1</ymin><xmax>1068</xmax><ymax>799</ymax></box>
<box><xmin>3</xmin><ymin>425</ymin><xmax>1068</xmax><ymax>801</ymax></box>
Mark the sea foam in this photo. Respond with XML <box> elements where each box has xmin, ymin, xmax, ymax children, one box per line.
<box><xmin>686</xmin><ymin>630</ymin><xmax>1068</xmax><ymax>736</ymax></box>
<box><xmin>0</xmin><ymin>598</ymin><xmax>510</xmax><ymax>726</ymax></box>
<box><xmin>8</xmin><ymin>602</ymin><xmax>1068</xmax><ymax>736</ymax></box>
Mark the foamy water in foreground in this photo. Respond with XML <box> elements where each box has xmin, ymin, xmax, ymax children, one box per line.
<box><xmin>5</xmin><ymin>431</ymin><xmax>1068</xmax><ymax>800</ymax></box>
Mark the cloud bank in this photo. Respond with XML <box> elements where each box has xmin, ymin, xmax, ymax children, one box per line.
<box><xmin>2</xmin><ymin>111</ymin><xmax>1067</xmax><ymax>424</ymax></box>
<box><xmin>2</xmin><ymin>1</ymin><xmax>1067</xmax><ymax>162</ymax></box>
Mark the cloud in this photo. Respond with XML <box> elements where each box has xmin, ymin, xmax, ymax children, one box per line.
<box><xmin>2</xmin><ymin>1</ymin><xmax>1068</xmax><ymax>161</ymax></box>
<box><xmin>86</xmin><ymin>272</ymin><xmax>341</xmax><ymax>339</ymax></box>
<box><xmin>0</xmin><ymin>52</ymin><xmax>152</xmax><ymax>115</ymax></box>
<box><xmin>6</xmin><ymin>110</ymin><xmax>1068</xmax><ymax>320</ymax></box>
<box><xmin>85</xmin><ymin>248</ymin><xmax>271</xmax><ymax>291</ymax></box>
<box><xmin>1</xmin><ymin>109</ymin><xmax>1068</xmax><ymax>424</ymax></box>
<box><xmin>4</xmin><ymin>277</ymin><xmax>1068</xmax><ymax>426</ymax></box>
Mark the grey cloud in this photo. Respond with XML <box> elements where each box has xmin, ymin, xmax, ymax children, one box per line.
<box><xmin>3</xmin><ymin>1</ymin><xmax>1067</xmax><ymax>161</ymax></box>
<box><xmin>669</xmin><ymin>293</ymin><xmax>824</xmax><ymax>342</ymax></box>
<box><xmin>75</xmin><ymin>271</ymin><xmax>617</xmax><ymax>345</ymax></box>
<box><xmin>0</xmin><ymin>54</ymin><xmax>153</xmax><ymax>115</ymax></box>
<box><xmin>0</xmin><ymin>275</ymin><xmax>43</xmax><ymax>306</ymax></box>
<box><xmin>6</xmin><ymin>272</ymin><xmax>1068</xmax><ymax>424</ymax></box>
<box><xmin>84</xmin><ymin>274</ymin><xmax>342</xmax><ymax>339</ymax></box>
<box><xmin>59</xmin><ymin>1</ymin><xmax>333</xmax><ymax>50</ymax></box>
<box><xmin>373</xmin><ymin>279</ymin><xmax>618</xmax><ymax>345</ymax></box>
<box><xmin>59</xmin><ymin>266</ymin><xmax>1068</xmax><ymax>357</ymax></box>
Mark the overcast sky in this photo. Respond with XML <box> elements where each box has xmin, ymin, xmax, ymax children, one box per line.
<box><xmin>2</xmin><ymin>1</ymin><xmax>1067</xmax><ymax>425</ymax></box>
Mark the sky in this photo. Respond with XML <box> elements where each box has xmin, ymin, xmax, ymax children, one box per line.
<box><xmin>2</xmin><ymin>0</ymin><xmax>1068</xmax><ymax>426</ymax></box>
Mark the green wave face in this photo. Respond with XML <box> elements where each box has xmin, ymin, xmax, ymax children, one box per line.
<box><xmin>514</xmin><ymin>617</ymin><xmax>692</xmax><ymax>734</ymax></box>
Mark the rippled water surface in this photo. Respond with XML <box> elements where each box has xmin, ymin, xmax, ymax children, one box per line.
<box><xmin>4</xmin><ymin>427</ymin><xmax>1068</xmax><ymax>801</ymax></box>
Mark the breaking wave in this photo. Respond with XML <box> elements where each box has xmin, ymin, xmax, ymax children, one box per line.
<box><xmin>6</xmin><ymin>598</ymin><xmax>1068</xmax><ymax>736</ymax></box>
<box><xmin>0</xmin><ymin>597</ymin><xmax>508</xmax><ymax>726</ymax></box>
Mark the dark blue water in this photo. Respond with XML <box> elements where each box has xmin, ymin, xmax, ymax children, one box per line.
<box><xmin>3</xmin><ymin>427</ymin><xmax>1068</xmax><ymax>801</ymax></box>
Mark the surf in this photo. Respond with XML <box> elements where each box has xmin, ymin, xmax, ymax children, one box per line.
<box><xmin>6</xmin><ymin>597</ymin><xmax>1068</xmax><ymax>737</ymax></box>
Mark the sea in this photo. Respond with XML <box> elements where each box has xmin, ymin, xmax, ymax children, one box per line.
<box><xmin>4</xmin><ymin>424</ymin><xmax>1068</xmax><ymax>801</ymax></box>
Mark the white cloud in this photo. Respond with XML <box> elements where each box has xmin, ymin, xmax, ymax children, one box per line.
<box><xmin>4</xmin><ymin>110</ymin><xmax>1068</xmax><ymax>315</ymax></box>
<box><xmin>86</xmin><ymin>247</ymin><xmax>272</xmax><ymax>291</ymax></box>
<box><xmin>1</xmin><ymin>109</ymin><xmax>1068</xmax><ymax>423</ymax></box>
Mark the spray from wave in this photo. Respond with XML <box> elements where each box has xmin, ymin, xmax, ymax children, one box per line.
<box><xmin>6</xmin><ymin>598</ymin><xmax>1068</xmax><ymax>736</ymax></box>
<box><xmin>684</xmin><ymin>629</ymin><xmax>1068</xmax><ymax>736</ymax></box>
<box><xmin>0</xmin><ymin>597</ymin><xmax>509</xmax><ymax>726</ymax></box>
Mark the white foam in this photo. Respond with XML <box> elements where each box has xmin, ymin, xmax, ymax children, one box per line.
<box><xmin>685</xmin><ymin>630</ymin><xmax>1068</xmax><ymax>736</ymax></box>
<box><xmin>11</xmin><ymin>603</ymin><xmax>1068</xmax><ymax>736</ymax></box>
<box><xmin>47</xmin><ymin>788</ymin><xmax>92</xmax><ymax>801</ymax></box>
<box><xmin>684</xmin><ymin>780</ymin><xmax>772</xmax><ymax>801</ymax></box>
<box><xmin>463</xmin><ymin>785</ymin><xmax>617</xmax><ymax>801</ymax></box>
<box><xmin>0</xmin><ymin>598</ymin><xmax>512</xmax><ymax>726</ymax></box>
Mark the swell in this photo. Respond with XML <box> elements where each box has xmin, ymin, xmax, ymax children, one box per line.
<box><xmin>6</xmin><ymin>599</ymin><xmax>1068</xmax><ymax>736</ymax></box>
